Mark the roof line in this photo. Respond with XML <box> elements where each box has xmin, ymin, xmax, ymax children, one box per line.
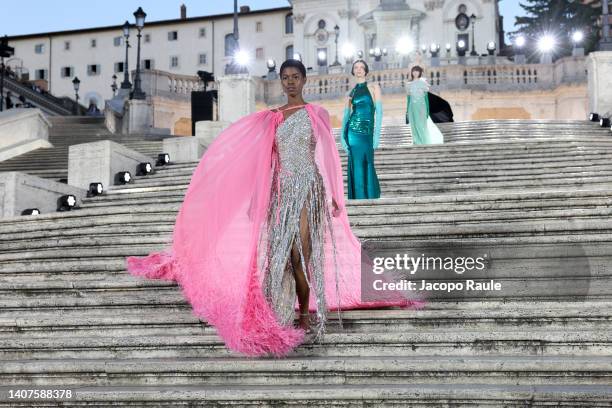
<box><xmin>5</xmin><ymin>6</ymin><xmax>292</xmax><ymax>41</ymax></box>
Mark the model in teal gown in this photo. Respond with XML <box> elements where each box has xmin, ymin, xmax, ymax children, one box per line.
<box><xmin>406</xmin><ymin>78</ymin><xmax>444</xmax><ymax>145</ymax></box>
<box><xmin>340</xmin><ymin>82</ymin><xmax>382</xmax><ymax>199</ymax></box>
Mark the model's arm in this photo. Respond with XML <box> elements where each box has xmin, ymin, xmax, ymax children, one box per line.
<box><xmin>340</xmin><ymin>94</ymin><xmax>351</xmax><ymax>153</ymax></box>
<box><xmin>372</xmin><ymin>83</ymin><xmax>383</xmax><ymax>149</ymax></box>
<box><xmin>405</xmin><ymin>84</ymin><xmax>411</xmax><ymax>124</ymax></box>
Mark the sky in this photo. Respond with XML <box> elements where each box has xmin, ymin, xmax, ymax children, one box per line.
<box><xmin>1</xmin><ymin>0</ymin><xmax>524</xmax><ymax>38</ymax></box>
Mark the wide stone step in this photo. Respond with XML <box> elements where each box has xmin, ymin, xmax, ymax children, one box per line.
<box><xmin>1</xmin><ymin>383</ymin><xmax>611</xmax><ymax>407</ymax></box>
<box><xmin>2</xmin><ymin>303</ymin><xmax>611</xmax><ymax>336</ymax></box>
<box><xmin>2</xmin><ymin>356</ymin><xmax>611</xmax><ymax>387</ymax></box>
<box><xmin>1</xmin><ymin>330</ymin><xmax>610</xmax><ymax>360</ymax></box>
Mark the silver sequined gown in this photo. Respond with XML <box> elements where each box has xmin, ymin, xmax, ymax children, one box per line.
<box><xmin>260</xmin><ymin>108</ymin><xmax>333</xmax><ymax>338</ymax></box>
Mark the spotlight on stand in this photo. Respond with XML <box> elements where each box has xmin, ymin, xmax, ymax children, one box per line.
<box><xmin>572</xmin><ymin>30</ymin><xmax>585</xmax><ymax>56</ymax></box>
<box><xmin>341</xmin><ymin>43</ymin><xmax>356</xmax><ymax>62</ymax></box>
<box><xmin>266</xmin><ymin>59</ymin><xmax>278</xmax><ymax>80</ymax></box>
<box><xmin>137</xmin><ymin>162</ymin><xmax>153</xmax><ymax>176</ymax></box>
<box><xmin>266</xmin><ymin>59</ymin><xmax>276</xmax><ymax>73</ymax></box>
<box><xmin>114</xmin><ymin>171</ymin><xmax>132</xmax><ymax>185</ymax></box>
<box><xmin>589</xmin><ymin>113</ymin><xmax>600</xmax><ymax>122</ymax></box>
<box><xmin>487</xmin><ymin>41</ymin><xmax>496</xmax><ymax>56</ymax></box>
<box><xmin>395</xmin><ymin>37</ymin><xmax>414</xmax><ymax>55</ymax></box>
<box><xmin>420</xmin><ymin>44</ymin><xmax>427</xmax><ymax>54</ymax></box>
<box><xmin>445</xmin><ymin>43</ymin><xmax>452</xmax><ymax>54</ymax></box>
<box><xmin>429</xmin><ymin>43</ymin><xmax>440</xmax><ymax>57</ymax></box>
<box><xmin>21</xmin><ymin>208</ymin><xmax>40</xmax><ymax>216</ymax></box>
<box><xmin>572</xmin><ymin>30</ymin><xmax>584</xmax><ymax>44</ymax></box>
<box><xmin>456</xmin><ymin>40</ymin><xmax>467</xmax><ymax>57</ymax></box>
<box><xmin>234</xmin><ymin>50</ymin><xmax>250</xmax><ymax>67</ymax></box>
<box><xmin>88</xmin><ymin>182</ymin><xmax>103</xmax><ymax>197</ymax></box>
<box><xmin>292</xmin><ymin>52</ymin><xmax>302</xmax><ymax>62</ymax></box>
<box><xmin>157</xmin><ymin>153</ymin><xmax>170</xmax><ymax>166</ymax></box>
<box><xmin>317</xmin><ymin>49</ymin><xmax>327</xmax><ymax>63</ymax></box>
<box><xmin>601</xmin><ymin>117</ymin><xmax>611</xmax><ymax>128</ymax></box>
<box><xmin>57</xmin><ymin>195</ymin><xmax>77</xmax><ymax>212</ymax></box>
<box><xmin>356</xmin><ymin>50</ymin><xmax>363</xmax><ymax>58</ymax></box>
<box><xmin>373</xmin><ymin>47</ymin><xmax>382</xmax><ymax>61</ymax></box>
<box><xmin>514</xmin><ymin>35</ymin><xmax>526</xmax><ymax>48</ymax></box>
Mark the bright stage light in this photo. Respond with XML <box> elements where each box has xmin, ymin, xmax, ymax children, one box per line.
<box><xmin>341</xmin><ymin>43</ymin><xmax>356</xmax><ymax>60</ymax></box>
<box><xmin>137</xmin><ymin>162</ymin><xmax>153</xmax><ymax>176</ymax></box>
<box><xmin>514</xmin><ymin>35</ymin><xmax>526</xmax><ymax>48</ymax></box>
<box><xmin>114</xmin><ymin>171</ymin><xmax>132</xmax><ymax>185</ymax></box>
<box><xmin>57</xmin><ymin>195</ymin><xmax>77</xmax><ymax>212</ymax></box>
<box><xmin>395</xmin><ymin>37</ymin><xmax>414</xmax><ymax>55</ymax></box>
<box><xmin>293</xmin><ymin>52</ymin><xmax>302</xmax><ymax>61</ymax></box>
<box><xmin>317</xmin><ymin>50</ymin><xmax>327</xmax><ymax>62</ymax></box>
<box><xmin>88</xmin><ymin>182</ymin><xmax>103</xmax><ymax>197</ymax></box>
<box><xmin>21</xmin><ymin>208</ymin><xmax>40</xmax><ymax>216</ymax></box>
<box><xmin>234</xmin><ymin>50</ymin><xmax>250</xmax><ymax>66</ymax></box>
<box><xmin>156</xmin><ymin>153</ymin><xmax>170</xmax><ymax>166</ymax></box>
<box><xmin>572</xmin><ymin>30</ymin><xmax>584</xmax><ymax>44</ymax></box>
<box><xmin>537</xmin><ymin>35</ymin><xmax>556</xmax><ymax>53</ymax></box>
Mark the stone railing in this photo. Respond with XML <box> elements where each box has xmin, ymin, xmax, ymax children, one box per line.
<box><xmin>261</xmin><ymin>56</ymin><xmax>587</xmax><ymax>104</ymax></box>
<box><xmin>138</xmin><ymin>69</ymin><xmax>210</xmax><ymax>100</ymax></box>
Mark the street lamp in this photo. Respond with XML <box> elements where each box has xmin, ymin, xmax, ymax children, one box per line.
<box><xmin>0</xmin><ymin>35</ymin><xmax>15</xmax><ymax>112</ymax></box>
<box><xmin>130</xmin><ymin>7</ymin><xmax>146</xmax><ymax>100</ymax></box>
<box><xmin>331</xmin><ymin>24</ymin><xmax>341</xmax><ymax>66</ymax></box>
<box><xmin>120</xmin><ymin>21</ymin><xmax>131</xmax><ymax>90</ymax></box>
<box><xmin>72</xmin><ymin>76</ymin><xmax>81</xmax><ymax>115</ymax></box>
<box><xmin>470</xmin><ymin>14</ymin><xmax>478</xmax><ymax>56</ymax></box>
<box><xmin>111</xmin><ymin>74</ymin><xmax>118</xmax><ymax>96</ymax></box>
<box><xmin>600</xmin><ymin>0</ymin><xmax>612</xmax><ymax>50</ymax></box>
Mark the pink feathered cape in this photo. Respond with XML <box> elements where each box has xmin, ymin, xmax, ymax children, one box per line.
<box><xmin>126</xmin><ymin>103</ymin><xmax>418</xmax><ymax>356</ymax></box>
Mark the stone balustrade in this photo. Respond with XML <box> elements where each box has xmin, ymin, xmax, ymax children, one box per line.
<box><xmin>262</xmin><ymin>56</ymin><xmax>587</xmax><ymax>104</ymax></box>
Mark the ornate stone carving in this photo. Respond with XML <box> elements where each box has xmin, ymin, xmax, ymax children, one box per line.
<box><xmin>314</xmin><ymin>28</ymin><xmax>329</xmax><ymax>45</ymax></box>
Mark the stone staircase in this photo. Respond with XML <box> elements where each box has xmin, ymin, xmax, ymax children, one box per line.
<box><xmin>0</xmin><ymin>116</ymin><xmax>170</xmax><ymax>181</ymax></box>
<box><xmin>0</xmin><ymin>119</ymin><xmax>611</xmax><ymax>406</ymax></box>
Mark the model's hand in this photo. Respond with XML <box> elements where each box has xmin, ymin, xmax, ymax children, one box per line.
<box><xmin>332</xmin><ymin>198</ymin><xmax>341</xmax><ymax>217</ymax></box>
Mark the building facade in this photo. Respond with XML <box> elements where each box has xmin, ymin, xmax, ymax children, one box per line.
<box><xmin>5</xmin><ymin>1</ymin><xmax>500</xmax><ymax>109</ymax></box>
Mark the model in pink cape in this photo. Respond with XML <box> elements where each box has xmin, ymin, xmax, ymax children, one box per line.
<box><xmin>126</xmin><ymin>59</ymin><xmax>421</xmax><ymax>357</ymax></box>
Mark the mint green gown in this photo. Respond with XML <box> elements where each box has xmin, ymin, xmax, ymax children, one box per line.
<box><xmin>343</xmin><ymin>82</ymin><xmax>381</xmax><ymax>199</ymax></box>
<box><xmin>407</xmin><ymin>78</ymin><xmax>444</xmax><ymax>145</ymax></box>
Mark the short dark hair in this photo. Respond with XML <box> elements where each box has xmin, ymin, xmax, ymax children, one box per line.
<box><xmin>280</xmin><ymin>59</ymin><xmax>307</xmax><ymax>78</ymax></box>
<box><xmin>410</xmin><ymin>65</ymin><xmax>424</xmax><ymax>80</ymax></box>
<box><xmin>351</xmin><ymin>59</ymin><xmax>369</xmax><ymax>76</ymax></box>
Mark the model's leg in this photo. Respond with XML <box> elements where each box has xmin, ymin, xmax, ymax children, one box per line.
<box><xmin>290</xmin><ymin>202</ymin><xmax>312</xmax><ymax>330</ymax></box>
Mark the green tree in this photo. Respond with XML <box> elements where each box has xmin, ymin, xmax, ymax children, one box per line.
<box><xmin>510</xmin><ymin>0</ymin><xmax>599</xmax><ymax>59</ymax></box>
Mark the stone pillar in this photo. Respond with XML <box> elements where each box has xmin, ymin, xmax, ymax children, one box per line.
<box><xmin>195</xmin><ymin>121</ymin><xmax>231</xmax><ymax>147</ymax></box>
<box><xmin>587</xmin><ymin>51</ymin><xmax>612</xmax><ymax>115</ymax></box>
<box><xmin>68</xmin><ymin>140</ymin><xmax>154</xmax><ymax>191</ymax></box>
<box><xmin>124</xmin><ymin>98</ymin><xmax>153</xmax><ymax>134</ymax></box>
<box><xmin>218</xmin><ymin>75</ymin><xmax>256</xmax><ymax>123</ymax></box>
<box><xmin>0</xmin><ymin>109</ymin><xmax>53</xmax><ymax>162</ymax></box>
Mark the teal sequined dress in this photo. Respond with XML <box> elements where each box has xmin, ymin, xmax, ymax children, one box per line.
<box><xmin>343</xmin><ymin>82</ymin><xmax>381</xmax><ymax>199</ymax></box>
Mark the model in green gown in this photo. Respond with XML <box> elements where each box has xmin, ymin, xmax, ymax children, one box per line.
<box><xmin>406</xmin><ymin>66</ymin><xmax>444</xmax><ymax>145</ymax></box>
<box><xmin>340</xmin><ymin>60</ymin><xmax>382</xmax><ymax>199</ymax></box>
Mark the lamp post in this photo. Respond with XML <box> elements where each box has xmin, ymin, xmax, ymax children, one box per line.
<box><xmin>111</xmin><ymin>74</ymin><xmax>118</xmax><ymax>96</ymax></box>
<box><xmin>470</xmin><ymin>13</ymin><xmax>478</xmax><ymax>56</ymax></box>
<box><xmin>130</xmin><ymin>7</ymin><xmax>146</xmax><ymax>100</ymax></box>
<box><xmin>601</xmin><ymin>0</ymin><xmax>612</xmax><ymax>50</ymax></box>
<box><xmin>0</xmin><ymin>35</ymin><xmax>15</xmax><ymax>112</ymax></box>
<box><xmin>225</xmin><ymin>0</ymin><xmax>248</xmax><ymax>75</ymax></box>
<box><xmin>72</xmin><ymin>76</ymin><xmax>80</xmax><ymax>115</ymax></box>
<box><xmin>331</xmin><ymin>25</ymin><xmax>341</xmax><ymax>66</ymax></box>
<box><xmin>120</xmin><ymin>21</ymin><xmax>131</xmax><ymax>90</ymax></box>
